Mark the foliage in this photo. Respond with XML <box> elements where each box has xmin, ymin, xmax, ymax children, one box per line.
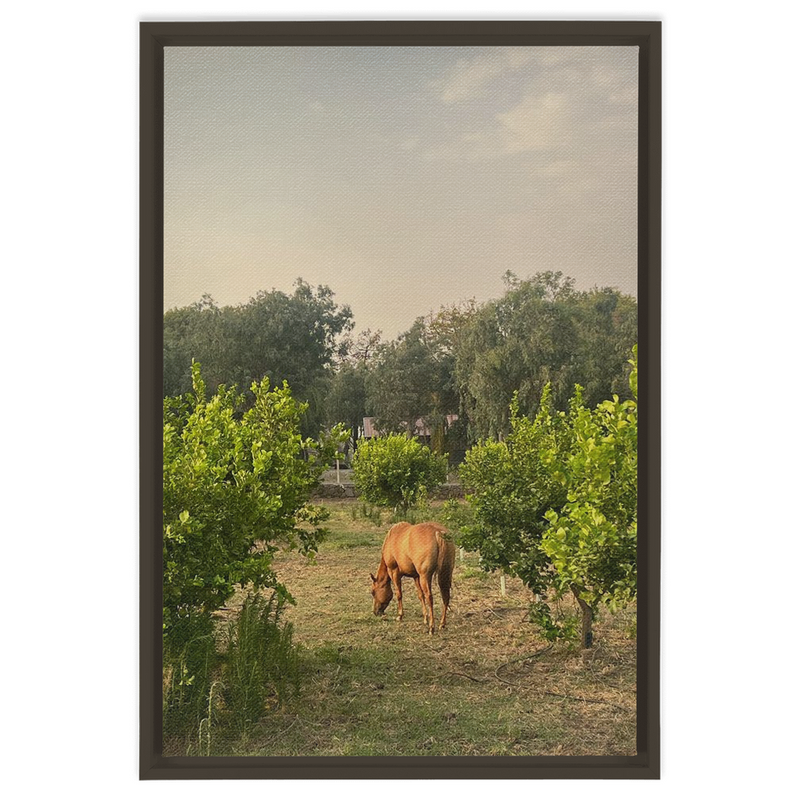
<box><xmin>365</xmin><ymin>318</ymin><xmax>457</xmax><ymax>447</ymax></box>
<box><xmin>540</xmin><ymin>346</ymin><xmax>638</xmax><ymax>615</ymax></box>
<box><xmin>222</xmin><ymin>592</ymin><xmax>300</xmax><ymax>728</ymax></box>
<box><xmin>163</xmin><ymin>362</ymin><xmax>331</xmax><ymax>635</ymax></box>
<box><xmin>453</xmin><ymin>272</ymin><xmax>637</xmax><ymax>440</ymax></box>
<box><xmin>163</xmin><ymin>362</ymin><xmax>335</xmax><ymax>736</ymax></box>
<box><xmin>459</xmin><ymin>386</ymin><xmax>568</xmax><ymax>596</ymax></box>
<box><xmin>460</xmin><ymin>346</ymin><xmax>638</xmax><ymax>645</ymax></box>
<box><xmin>163</xmin><ymin>280</ymin><xmax>353</xmax><ymax>435</ymax></box>
<box><xmin>316</xmin><ymin>421</ymin><xmax>352</xmax><ymax>466</ymax></box>
<box><xmin>164</xmin><ymin>274</ymin><xmax>636</xmax><ymax>458</ymax></box>
<box><xmin>352</xmin><ymin>433</ymin><xmax>448</xmax><ymax>513</ymax></box>
<box><xmin>337</xmin><ymin>328</ymin><xmax>384</xmax><ymax>366</ymax></box>
<box><xmin>162</xmin><ymin>612</ymin><xmax>217</xmax><ymax>736</ymax></box>
<box><xmin>326</xmin><ymin>362</ymin><xmax>369</xmax><ymax>453</ymax></box>
<box><xmin>437</xmin><ymin>499</ymin><xmax>476</xmax><ymax>542</ymax></box>
<box><xmin>528</xmin><ymin>599</ymin><xmax>580</xmax><ymax>644</ymax></box>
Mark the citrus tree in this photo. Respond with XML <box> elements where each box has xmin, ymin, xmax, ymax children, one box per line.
<box><xmin>540</xmin><ymin>347</ymin><xmax>638</xmax><ymax>646</ymax></box>
<box><xmin>458</xmin><ymin>386</ymin><xmax>568</xmax><ymax>594</ymax></box>
<box><xmin>460</xmin><ymin>347</ymin><xmax>638</xmax><ymax>647</ymax></box>
<box><xmin>163</xmin><ymin>363</ymin><xmax>331</xmax><ymax>636</ymax></box>
<box><xmin>352</xmin><ymin>433</ymin><xmax>448</xmax><ymax>513</ymax></box>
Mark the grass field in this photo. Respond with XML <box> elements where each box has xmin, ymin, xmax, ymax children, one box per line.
<box><xmin>166</xmin><ymin>499</ymin><xmax>636</xmax><ymax>757</ymax></box>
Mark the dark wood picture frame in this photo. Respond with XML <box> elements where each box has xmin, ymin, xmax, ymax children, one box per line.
<box><xmin>141</xmin><ymin>20</ymin><xmax>661</xmax><ymax>780</ymax></box>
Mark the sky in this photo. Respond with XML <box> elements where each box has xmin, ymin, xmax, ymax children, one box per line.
<box><xmin>164</xmin><ymin>46</ymin><xmax>638</xmax><ymax>338</ymax></box>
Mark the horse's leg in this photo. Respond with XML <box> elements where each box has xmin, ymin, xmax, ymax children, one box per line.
<box><xmin>421</xmin><ymin>572</ymin><xmax>435</xmax><ymax>635</ymax></box>
<box><xmin>413</xmin><ymin>576</ymin><xmax>428</xmax><ymax>626</ymax></box>
<box><xmin>390</xmin><ymin>570</ymin><xmax>404</xmax><ymax>621</ymax></box>
<box><xmin>438</xmin><ymin>573</ymin><xmax>451</xmax><ymax>629</ymax></box>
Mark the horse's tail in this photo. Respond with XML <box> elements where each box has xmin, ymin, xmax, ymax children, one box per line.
<box><xmin>435</xmin><ymin>528</ymin><xmax>455</xmax><ymax>598</ymax></box>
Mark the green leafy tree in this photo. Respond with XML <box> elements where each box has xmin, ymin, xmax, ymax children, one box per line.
<box><xmin>163</xmin><ymin>294</ymin><xmax>226</xmax><ymax>397</ymax></box>
<box><xmin>460</xmin><ymin>347</ymin><xmax>638</xmax><ymax>647</ymax></box>
<box><xmin>540</xmin><ymin>346</ymin><xmax>638</xmax><ymax>646</ymax></box>
<box><xmin>459</xmin><ymin>386</ymin><xmax>568</xmax><ymax>594</ymax></box>
<box><xmin>163</xmin><ymin>362</ymin><xmax>330</xmax><ymax>636</ymax></box>
<box><xmin>366</xmin><ymin>319</ymin><xmax>455</xmax><ymax>441</ymax></box>
<box><xmin>352</xmin><ymin>434</ymin><xmax>448</xmax><ymax>514</ymax></box>
<box><xmin>453</xmin><ymin>272</ymin><xmax>636</xmax><ymax>441</ymax></box>
<box><xmin>324</xmin><ymin>329</ymin><xmax>383</xmax><ymax>452</ymax></box>
<box><xmin>224</xmin><ymin>280</ymin><xmax>353</xmax><ymax>402</ymax></box>
<box><xmin>163</xmin><ymin>280</ymin><xmax>354</xmax><ymax>436</ymax></box>
<box><xmin>326</xmin><ymin>363</ymin><xmax>369</xmax><ymax>454</ymax></box>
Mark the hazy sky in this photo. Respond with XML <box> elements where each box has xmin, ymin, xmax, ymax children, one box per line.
<box><xmin>164</xmin><ymin>46</ymin><xmax>638</xmax><ymax>338</ymax></box>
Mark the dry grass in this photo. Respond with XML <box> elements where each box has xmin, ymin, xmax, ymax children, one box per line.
<box><xmin>170</xmin><ymin>499</ymin><xmax>636</xmax><ymax>757</ymax></box>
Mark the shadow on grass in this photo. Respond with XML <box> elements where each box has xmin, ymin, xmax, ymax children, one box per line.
<box><xmin>213</xmin><ymin>640</ymin><xmax>569</xmax><ymax>757</ymax></box>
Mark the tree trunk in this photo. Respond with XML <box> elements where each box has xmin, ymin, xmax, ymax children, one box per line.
<box><xmin>431</xmin><ymin>422</ymin><xmax>445</xmax><ymax>454</ymax></box>
<box><xmin>571</xmin><ymin>584</ymin><xmax>594</xmax><ymax>649</ymax></box>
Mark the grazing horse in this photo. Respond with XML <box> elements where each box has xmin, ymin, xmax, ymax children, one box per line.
<box><xmin>370</xmin><ymin>522</ymin><xmax>455</xmax><ymax>634</ymax></box>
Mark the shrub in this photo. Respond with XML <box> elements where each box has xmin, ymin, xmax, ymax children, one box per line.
<box><xmin>163</xmin><ymin>363</ymin><xmax>330</xmax><ymax>632</ymax></box>
<box><xmin>352</xmin><ymin>434</ymin><xmax>447</xmax><ymax>513</ymax></box>
<box><xmin>162</xmin><ymin>363</ymin><xmax>331</xmax><ymax>736</ymax></box>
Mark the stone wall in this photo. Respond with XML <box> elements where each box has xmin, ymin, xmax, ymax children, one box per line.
<box><xmin>311</xmin><ymin>482</ymin><xmax>356</xmax><ymax>499</ymax></box>
<box><xmin>311</xmin><ymin>482</ymin><xmax>464</xmax><ymax>500</ymax></box>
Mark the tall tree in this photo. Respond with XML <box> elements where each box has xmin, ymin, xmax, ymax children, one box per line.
<box><xmin>365</xmin><ymin>318</ymin><xmax>457</xmax><ymax>446</ymax></box>
<box><xmin>453</xmin><ymin>272</ymin><xmax>636</xmax><ymax>441</ymax></box>
<box><xmin>224</xmin><ymin>280</ymin><xmax>353</xmax><ymax>398</ymax></box>
<box><xmin>322</xmin><ymin>329</ymin><xmax>383</xmax><ymax>452</ymax></box>
<box><xmin>326</xmin><ymin>363</ymin><xmax>369</xmax><ymax>453</ymax></box>
<box><xmin>163</xmin><ymin>279</ymin><xmax>353</xmax><ymax>436</ymax></box>
<box><xmin>164</xmin><ymin>294</ymin><xmax>226</xmax><ymax>397</ymax></box>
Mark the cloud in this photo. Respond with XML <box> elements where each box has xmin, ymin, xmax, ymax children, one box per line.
<box><xmin>496</xmin><ymin>92</ymin><xmax>571</xmax><ymax>152</ymax></box>
<box><xmin>420</xmin><ymin>92</ymin><xmax>571</xmax><ymax>161</ymax></box>
<box><xmin>433</xmin><ymin>48</ymin><xmax>536</xmax><ymax>104</ymax></box>
<box><xmin>418</xmin><ymin>48</ymin><xmax>638</xmax><ymax>209</ymax></box>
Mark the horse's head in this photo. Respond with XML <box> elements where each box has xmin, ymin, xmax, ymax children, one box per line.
<box><xmin>370</xmin><ymin>573</ymin><xmax>392</xmax><ymax>616</ymax></box>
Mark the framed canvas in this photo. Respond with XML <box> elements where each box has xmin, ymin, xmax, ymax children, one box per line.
<box><xmin>141</xmin><ymin>20</ymin><xmax>660</xmax><ymax>779</ymax></box>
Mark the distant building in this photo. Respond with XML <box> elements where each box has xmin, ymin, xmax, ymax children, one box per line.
<box><xmin>362</xmin><ymin>415</ymin><xmax>459</xmax><ymax>444</ymax></box>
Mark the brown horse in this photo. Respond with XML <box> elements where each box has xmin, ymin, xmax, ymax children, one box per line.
<box><xmin>370</xmin><ymin>522</ymin><xmax>455</xmax><ymax>634</ymax></box>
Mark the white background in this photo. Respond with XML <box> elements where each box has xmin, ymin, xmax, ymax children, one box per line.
<box><xmin>3</xmin><ymin>1</ymin><xmax>797</xmax><ymax>796</ymax></box>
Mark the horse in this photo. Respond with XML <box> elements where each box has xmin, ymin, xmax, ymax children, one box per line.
<box><xmin>370</xmin><ymin>522</ymin><xmax>455</xmax><ymax>634</ymax></box>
